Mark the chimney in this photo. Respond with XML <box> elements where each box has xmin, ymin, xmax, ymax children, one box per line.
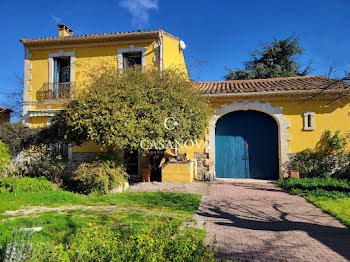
<box><xmin>58</xmin><ymin>24</ymin><xmax>73</xmax><ymax>37</ymax></box>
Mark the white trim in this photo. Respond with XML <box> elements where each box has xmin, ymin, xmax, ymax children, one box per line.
<box><xmin>303</xmin><ymin>111</ymin><xmax>315</xmax><ymax>131</ymax></box>
<box><xmin>159</xmin><ymin>31</ymin><xmax>164</xmax><ymax>71</ymax></box>
<box><xmin>28</xmin><ymin>109</ymin><xmax>62</xmax><ymax>117</ymax></box>
<box><xmin>207</xmin><ymin>100</ymin><xmax>291</xmax><ymax>178</ymax></box>
<box><xmin>23</xmin><ymin>47</ymin><xmax>33</xmax><ymax>126</ymax></box>
<box><xmin>117</xmin><ymin>45</ymin><xmax>146</xmax><ymax>70</ymax></box>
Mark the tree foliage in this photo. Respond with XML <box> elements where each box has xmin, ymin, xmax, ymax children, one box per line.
<box><xmin>53</xmin><ymin>67</ymin><xmax>212</xmax><ymax>151</ymax></box>
<box><xmin>0</xmin><ymin>122</ymin><xmax>39</xmax><ymax>157</ymax></box>
<box><xmin>225</xmin><ymin>36</ymin><xmax>312</xmax><ymax>80</ymax></box>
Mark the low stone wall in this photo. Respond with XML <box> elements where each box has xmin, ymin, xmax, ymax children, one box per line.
<box><xmin>71</xmin><ymin>152</ymin><xmax>98</xmax><ymax>171</ymax></box>
<box><xmin>193</xmin><ymin>152</ymin><xmax>208</xmax><ymax>181</ymax></box>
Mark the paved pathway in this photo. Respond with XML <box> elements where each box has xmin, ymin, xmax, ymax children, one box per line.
<box><xmin>196</xmin><ymin>179</ymin><xmax>350</xmax><ymax>262</ymax></box>
<box><xmin>130</xmin><ymin>181</ymin><xmax>210</xmax><ymax>195</ymax></box>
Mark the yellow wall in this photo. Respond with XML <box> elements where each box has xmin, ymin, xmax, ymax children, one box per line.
<box><xmin>162</xmin><ymin>35</ymin><xmax>187</xmax><ymax>73</ymax></box>
<box><xmin>30</xmin><ymin>116</ymin><xmax>48</xmax><ymax>128</ymax></box>
<box><xmin>26</xmin><ymin>36</ymin><xmax>187</xmax><ymax>153</ymax></box>
<box><xmin>28</xmin><ymin>41</ymin><xmax>158</xmax><ymax>109</ymax></box>
<box><xmin>211</xmin><ymin>97</ymin><xmax>350</xmax><ymax>153</ymax></box>
<box><xmin>72</xmin><ymin>141</ymin><xmax>105</xmax><ymax>153</ymax></box>
<box><xmin>162</xmin><ymin>161</ymin><xmax>195</xmax><ymax>182</ymax></box>
<box><xmin>26</xmin><ymin>34</ymin><xmax>349</xmax><ymax>157</ymax></box>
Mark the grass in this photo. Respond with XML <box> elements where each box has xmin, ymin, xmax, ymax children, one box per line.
<box><xmin>0</xmin><ymin>178</ymin><xmax>203</xmax><ymax>260</ymax></box>
<box><xmin>307</xmin><ymin>196</ymin><xmax>350</xmax><ymax>227</ymax></box>
<box><xmin>278</xmin><ymin>177</ymin><xmax>350</xmax><ymax>227</ymax></box>
<box><xmin>0</xmin><ymin>190</ymin><xmax>201</xmax><ymax>214</ymax></box>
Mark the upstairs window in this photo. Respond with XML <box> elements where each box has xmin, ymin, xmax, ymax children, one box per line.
<box><xmin>123</xmin><ymin>52</ymin><xmax>142</xmax><ymax>69</ymax></box>
<box><xmin>54</xmin><ymin>57</ymin><xmax>71</xmax><ymax>83</ymax></box>
<box><xmin>303</xmin><ymin>111</ymin><xmax>315</xmax><ymax>131</ymax></box>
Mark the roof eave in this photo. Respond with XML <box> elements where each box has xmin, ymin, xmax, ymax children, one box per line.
<box><xmin>20</xmin><ymin>30</ymin><xmax>163</xmax><ymax>47</ymax></box>
<box><xmin>201</xmin><ymin>88</ymin><xmax>350</xmax><ymax>98</ymax></box>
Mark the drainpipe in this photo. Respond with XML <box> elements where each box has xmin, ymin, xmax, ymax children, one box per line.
<box><xmin>159</xmin><ymin>30</ymin><xmax>164</xmax><ymax>71</ymax></box>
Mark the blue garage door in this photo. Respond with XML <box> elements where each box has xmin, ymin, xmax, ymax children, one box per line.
<box><xmin>215</xmin><ymin>110</ymin><xmax>279</xmax><ymax>179</ymax></box>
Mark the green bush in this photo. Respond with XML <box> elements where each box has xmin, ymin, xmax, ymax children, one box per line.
<box><xmin>277</xmin><ymin>177</ymin><xmax>350</xmax><ymax>198</ymax></box>
<box><xmin>0</xmin><ymin>177</ymin><xmax>54</xmax><ymax>193</ymax></box>
<box><xmin>11</xmin><ymin>150</ymin><xmax>66</xmax><ymax>185</ymax></box>
<box><xmin>0</xmin><ymin>122</ymin><xmax>40</xmax><ymax>157</ymax></box>
<box><xmin>0</xmin><ymin>140</ymin><xmax>10</xmax><ymax>174</ymax></box>
<box><xmin>36</xmin><ymin>221</ymin><xmax>214</xmax><ymax>262</ymax></box>
<box><xmin>72</xmin><ymin>161</ymin><xmax>128</xmax><ymax>194</ymax></box>
<box><xmin>289</xmin><ymin>130</ymin><xmax>350</xmax><ymax>178</ymax></box>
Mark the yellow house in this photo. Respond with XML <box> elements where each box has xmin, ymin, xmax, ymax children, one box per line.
<box><xmin>20</xmin><ymin>24</ymin><xmax>187</xmax><ymax>178</ymax></box>
<box><xmin>20</xmin><ymin>25</ymin><xmax>350</xmax><ymax>181</ymax></box>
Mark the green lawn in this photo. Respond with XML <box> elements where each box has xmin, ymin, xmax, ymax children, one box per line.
<box><xmin>307</xmin><ymin>196</ymin><xmax>350</xmax><ymax>227</ymax></box>
<box><xmin>0</xmin><ymin>177</ymin><xmax>207</xmax><ymax>261</ymax></box>
<box><xmin>278</xmin><ymin>177</ymin><xmax>350</xmax><ymax>227</ymax></box>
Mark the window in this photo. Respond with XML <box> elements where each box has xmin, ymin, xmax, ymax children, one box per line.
<box><xmin>53</xmin><ymin>57</ymin><xmax>71</xmax><ymax>99</ymax></box>
<box><xmin>303</xmin><ymin>111</ymin><xmax>315</xmax><ymax>131</ymax></box>
<box><xmin>54</xmin><ymin>57</ymin><xmax>70</xmax><ymax>83</ymax></box>
<box><xmin>117</xmin><ymin>45</ymin><xmax>146</xmax><ymax>70</ymax></box>
<box><xmin>122</xmin><ymin>52</ymin><xmax>142</xmax><ymax>69</ymax></box>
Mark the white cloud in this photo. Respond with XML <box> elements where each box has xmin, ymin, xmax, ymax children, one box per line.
<box><xmin>119</xmin><ymin>0</ymin><xmax>158</xmax><ymax>28</ymax></box>
<box><xmin>51</xmin><ymin>15</ymin><xmax>62</xmax><ymax>24</ymax></box>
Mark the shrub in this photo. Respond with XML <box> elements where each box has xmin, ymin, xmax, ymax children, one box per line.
<box><xmin>277</xmin><ymin>177</ymin><xmax>350</xmax><ymax>198</ymax></box>
<box><xmin>0</xmin><ymin>177</ymin><xmax>54</xmax><ymax>193</ymax></box>
<box><xmin>72</xmin><ymin>161</ymin><xmax>128</xmax><ymax>194</ymax></box>
<box><xmin>11</xmin><ymin>150</ymin><xmax>66</xmax><ymax>185</ymax></box>
<box><xmin>289</xmin><ymin>130</ymin><xmax>350</xmax><ymax>178</ymax></box>
<box><xmin>0</xmin><ymin>122</ymin><xmax>39</xmax><ymax>157</ymax></box>
<box><xmin>37</xmin><ymin>220</ymin><xmax>214</xmax><ymax>262</ymax></box>
<box><xmin>0</xmin><ymin>140</ymin><xmax>10</xmax><ymax>175</ymax></box>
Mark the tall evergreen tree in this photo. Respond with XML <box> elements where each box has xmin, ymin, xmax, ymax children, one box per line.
<box><xmin>225</xmin><ymin>36</ymin><xmax>312</xmax><ymax>80</ymax></box>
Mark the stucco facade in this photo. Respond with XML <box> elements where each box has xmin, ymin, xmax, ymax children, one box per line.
<box><xmin>20</xmin><ymin>25</ymin><xmax>350</xmax><ymax>180</ymax></box>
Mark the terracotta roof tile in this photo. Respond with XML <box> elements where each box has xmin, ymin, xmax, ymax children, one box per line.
<box><xmin>0</xmin><ymin>106</ymin><xmax>12</xmax><ymax>112</ymax></box>
<box><xmin>195</xmin><ymin>76</ymin><xmax>349</xmax><ymax>95</ymax></box>
<box><xmin>20</xmin><ymin>29</ymin><xmax>178</xmax><ymax>46</ymax></box>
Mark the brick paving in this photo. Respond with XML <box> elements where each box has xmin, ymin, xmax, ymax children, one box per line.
<box><xmin>196</xmin><ymin>179</ymin><xmax>350</xmax><ymax>262</ymax></box>
<box><xmin>130</xmin><ymin>181</ymin><xmax>210</xmax><ymax>195</ymax></box>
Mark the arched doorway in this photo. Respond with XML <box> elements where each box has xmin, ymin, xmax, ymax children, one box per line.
<box><xmin>215</xmin><ymin>110</ymin><xmax>279</xmax><ymax>179</ymax></box>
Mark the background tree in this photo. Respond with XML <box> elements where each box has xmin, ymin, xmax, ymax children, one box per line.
<box><xmin>0</xmin><ymin>75</ymin><xmax>24</xmax><ymax>121</ymax></box>
<box><xmin>53</xmin><ymin>67</ymin><xmax>212</xmax><ymax>180</ymax></box>
<box><xmin>225</xmin><ymin>36</ymin><xmax>312</xmax><ymax>80</ymax></box>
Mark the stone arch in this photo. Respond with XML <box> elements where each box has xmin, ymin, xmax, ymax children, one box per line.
<box><xmin>206</xmin><ymin>100</ymin><xmax>291</xmax><ymax>178</ymax></box>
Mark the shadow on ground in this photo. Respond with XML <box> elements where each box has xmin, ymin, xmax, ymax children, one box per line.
<box><xmin>197</xmin><ymin>180</ymin><xmax>350</xmax><ymax>261</ymax></box>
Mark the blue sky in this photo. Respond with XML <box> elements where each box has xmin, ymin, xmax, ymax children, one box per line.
<box><xmin>1</xmin><ymin>0</ymin><xmax>350</xmax><ymax>105</ymax></box>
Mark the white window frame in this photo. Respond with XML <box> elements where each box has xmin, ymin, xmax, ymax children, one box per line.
<box><xmin>303</xmin><ymin>111</ymin><xmax>315</xmax><ymax>131</ymax></box>
<box><xmin>48</xmin><ymin>50</ymin><xmax>75</xmax><ymax>84</ymax></box>
<box><xmin>117</xmin><ymin>45</ymin><xmax>146</xmax><ymax>70</ymax></box>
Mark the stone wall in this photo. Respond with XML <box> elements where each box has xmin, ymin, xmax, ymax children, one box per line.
<box><xmin>194</xmin><ymin>152</ymin><xmax>208</xmax><ymax>181</ymax></box>
<box><xmin>71</xmin><ymin>152</ymin><xmax>98</xmax><ymax>171</ymax></box>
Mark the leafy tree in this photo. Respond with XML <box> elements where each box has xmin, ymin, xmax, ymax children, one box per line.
<box><xmin>225</xmin><ymin>36</ymin><xmax>312</xmax><ymax>80</ymax></box>
<box><xmin>53</xmin><ymin>67</ymin><xmax>212</xmax><ymax>180</ymax></box>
